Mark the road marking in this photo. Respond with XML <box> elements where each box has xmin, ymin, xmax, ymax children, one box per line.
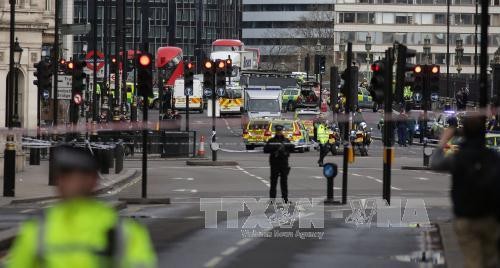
<box><xmin>236</xmin><ymin>238</ymin><xmax>253</xmax><ymax>246</ymax></box>
<box><xmin>170</xmin><ymin>177</ymin><xmax>194</xmax><ymax>181</ymax></box>
<box><xmin>366</xmin><ymin>176</ymin><xmax>375</xmax><ymax>179</ymax></box>
<box><xmin>21</xmin><ymin>208</ymin><xmax>35</xmax><ymax>213</ymax></box>
<box><xmin>416</xmin><ymin>177</ymin><xmax>429</xmax><ymax>181</ymax></box>
<box><xmin>391</xmin><ymin>186</ymin><xmax>402</xmax><ymax>191</ymax></box>
<box><xmin>204</xmin><ymin>256</ymin><xmax>223</xmax><ymax>267</ymax></box>
<box><xmin>221</xmin><ymin>246</ymin><xmax>238</xmax><ymax>256</ymax></box>
<box><xmin>172</xmin><ymin>189</ymin><xmax>198</xmax><ymax>193</ymax></box>
<box><xmin>352</xmin><ymin>173</ymin><xmax>362</xmax><ymax>177</ymax></box>
<box><xmin>310</xmin><ymin>176</ymin><xmax>323</xmax><ymax>179</ymax></box>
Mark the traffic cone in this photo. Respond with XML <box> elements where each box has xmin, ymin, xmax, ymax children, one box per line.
<box><xmin>197</xmin><ymin>136</ymin><xmax>206</xmax><ymax>157</ymax></box>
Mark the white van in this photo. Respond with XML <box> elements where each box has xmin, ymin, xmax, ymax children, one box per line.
<box><xmin>173</xmin><ymin>79</ymin><xmax>204</xmax><ymax>113</ymax></box>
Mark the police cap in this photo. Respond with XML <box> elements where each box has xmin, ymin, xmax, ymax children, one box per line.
<box><xmin>274</xmin><ymin>125</ymin><xmax>284</xmax><ymax>131</ymax></box>
<box><xmin>53</xmin><ymin>144</ymin><xmax>99</xmax><ymax>173</ymax></box>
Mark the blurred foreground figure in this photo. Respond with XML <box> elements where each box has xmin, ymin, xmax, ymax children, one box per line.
<box><xmin>431</xmin><ymin>114</ymin><xmax>500</xmax><ymax>268</ymax></box>
<box><xmin>6</xmin><ymin>145</ymin><xmax>156</xmax><ymax>268</ymax></box>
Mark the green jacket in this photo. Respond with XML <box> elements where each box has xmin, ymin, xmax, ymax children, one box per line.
<box><xmin>6</xmin><ymin>198</ymin><xmax>156</xmax><ymax>268</ymax></box>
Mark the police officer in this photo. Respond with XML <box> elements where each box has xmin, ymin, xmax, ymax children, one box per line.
<box><xmin>317</xmin><ymin>122</ymin><xmax>330</xmax><ymax>167</ymax></box>
<box><xmin>264</xmin><ymin>125</ymin><xmax>294</xmax><ymax>203</ymax></box>
<box><xmin>7</xmin><ymin>145</ymin><xmax>157</xmax><ymax>268</ymax></box>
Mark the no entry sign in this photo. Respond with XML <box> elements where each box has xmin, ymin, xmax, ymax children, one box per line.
<box><xmin>85</xmin><ymin>50</ymin><xmax>105</xmax><ymax>71</ymax></box>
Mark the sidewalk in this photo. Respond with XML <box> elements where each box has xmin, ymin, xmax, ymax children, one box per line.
<box><xmin>0</xmin><ymin>161</ymin><xmax>138</xmax><ymax>206</ymax></box>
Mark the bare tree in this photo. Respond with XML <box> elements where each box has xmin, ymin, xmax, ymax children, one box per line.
<box><xmin>261</xmin><ymin>31</ymin><xmax>291</xmax><ymax>70</ymax></box>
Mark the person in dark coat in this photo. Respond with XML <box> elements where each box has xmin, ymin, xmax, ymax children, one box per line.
<box><xmin>263</xmin><ymin>125</ymin><xmax>294</xmax><ymax>203</ymax></box>
<box><xmin>431</xmin><ymin>114</ymin><xmax>500</xmax><ymax>268</ymax></box>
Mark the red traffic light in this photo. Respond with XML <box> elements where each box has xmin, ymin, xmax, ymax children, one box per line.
<box><xmin>203</xmin><ymin>60</ymin><xmax>213</xmax><ymax>70</ymax></box>
<box><xmin>414</xmin><ymin>65</ymin><xmax>423</xmax><ymax>74</ymax></box>
<box><xmin>60</xmin><ymin>59</ymin><xmax>66</xmax><ymax>65</ymax></box>
<box><xmin>431</xmin><ymin>65</ymin><xmax>440</xmax><ymax>74</ymax></box>
<box><xmin>139</xmin><ymin>54</ymin><xmax>151</xmax><ymax>67</ymax></box>
<box><xmin>111</xmin><ymin>57</ymin><xmax>117</xmax><ymax>63</ymax></box>
<box><xmin>187</xmin><ymin>62</ymin><xmax>194</xmax><ymax>70</ymax></box>
<box><xmin>226</xmin><ymin>59</ymin><xmax>232</xmax><ymax>65</ymax></box>
<box><xmin>370</xmin><ymin>63</ymin><xmax>381</xmax><ymax>72</ymax></box>
<box><xmin>67</xmin><ymin>62</ymin><xmax>74</xmax><ymax>70</ymax></box>
<box><xmin>217</xmin><ymin>61</ymin><xmax>226</xmax><ymax>69</ymax></box>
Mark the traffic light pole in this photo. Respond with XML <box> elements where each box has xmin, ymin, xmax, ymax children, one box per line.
<box><xmin>52</xmin><ymin>0</ymin><xmax>60</xmax><ymax>126</ymax></box>
<box><xmin>341</xmin><ymin>42</ymin><xmax>353</xmax><ymax>205</ymax></box>
<box><xmin>141</xmin><ymin>0</ymin><xmax>149</xmax><ymax>199</ymax></box>
<box><xmin>382</xmin><ymin>48</ymin><xmax>394</xmax><ymax>204</ymax></box>
<box><xmin>91</xmin><ymin>0</ymin><xmax>98</xmax><ymax>122</ymax></box>
<box><xmin>212</xmin><ymin>73</ymin><xmax>217</xmax><ymax>162</ymax></box>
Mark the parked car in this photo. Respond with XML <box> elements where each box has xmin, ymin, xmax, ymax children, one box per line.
<box><xmin>242</xmin><ymin>119</ymin><xmax>272</xmax><ymax>150</ymax></box>
<box><xmin>269</xmin><ymin>119</ymin><xmax>311</xmax><ymax>153</ymax></box>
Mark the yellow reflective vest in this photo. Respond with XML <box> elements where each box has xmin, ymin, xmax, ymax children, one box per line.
<box><xmin>317</xmin><ymin>124</ymin><xmax>330</xmax><ymax>144</ymax></box>
<box><xmin>5</xmin><ymin>198</ymin><xmax>157</xmax><ymax>268</ymax></box>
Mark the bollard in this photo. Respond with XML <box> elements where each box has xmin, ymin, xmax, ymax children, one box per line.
<box><xmin>29</xmin><ymin>148</ymin><xmax>40</xmax><ymax>165</ymax></box>
<box><xmin>98</xmin><ymin>149</ymin><xmax>110</xmax><ymax>175</ymax></box>
<box><xmin>114</xmin><ymin>141</ymin><xmax>124</xmax><ymax>174</ymax></box>
<box><xmin>48</xmin><ymin>146</ymin><xmax>56</xmax><ymax>186</ymax></box>
<box><xmin>323</xmin><ymin>163</ymin><xmax>339</xmax><ymax>205</ymax></box>
<box><xmin>423</xmin><ymin>140</ymin><xmax>433</xmax><ymax>167</ymax></box>
<box><xmin>3</xmin><ymin>136</ymin><xmax>16</xmax><ymax>197</ymax></box>
<box><xmin>160</xmin><ymin>130</ymin><xmax>167</xmax><ymax>158</ymax></box>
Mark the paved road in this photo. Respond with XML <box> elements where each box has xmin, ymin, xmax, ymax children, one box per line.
<box><xmin>0</xmin><ymin>109</ymin><xmax>452</xmax><ymax>267</ymax></box>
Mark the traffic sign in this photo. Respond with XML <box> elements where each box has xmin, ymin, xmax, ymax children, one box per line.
<box><xmin>323</xmin><ymin>163</ymin><xmax>338</xmax><ymax>178</ymax></box>
<box><xmin>57</xmin><ymin>88</ymin><xmax>72</xmax><ymax>100</ymax></box>
<box><xmin>216</xmin><ymin>87</ymin><xmax>225</xmax><ymax>97</ymax></box>
<box><xmin>42</xmin><ymin>90</ymin><xmax>50</xmax><ymax>100</ymax></box>
<box><xmin>431</xmin><ymin>93</ymin><xmax>439</xmax><ymax>102</ymax></box>
<box><xmin>61</xmin><ymin>23</ymin><xmax>91</xmax><ymax>35</ymax></box>
<box><xmin>85</xmin><ymin>50</ymin><xmax>105</xmax><ymax>71</ymax></box>
<box><xmin>204</xmin><ymin>88</ymin><xmax>212</xmax><ymax>97</ymax></box>
<box><xmin>57</xmin><ymin>75</ymin><xmax>72</xmax><ymax>89</ymax></box>
<box><xmin>185</xmin><ymin>87</ymin><xmax>193</xmax><ymax>96</ymax></box>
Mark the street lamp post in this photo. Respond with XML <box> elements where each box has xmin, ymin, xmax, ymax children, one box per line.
<box><xmin>423</xmin><ymin>35</ymin><xmax>431</xmax><ymax>64</ymax></box>
<box><xmin>365</xmin><ymin>34</ymin><xmax>372</xmax><ymax>82</ymax></box>
<box><xmin>316</xmin><ymin>40</ymin><xmax>323</xmax><ymax>106</ymax></box>
<box><xmin>339</xmin><ymin>38</ymin><xmax>346</xmax><ymax>70</ymax></box>
<box><xmin>456</xmin><ymin>38</ymin><xmax>464</xmax><ymax>75</ymax></box>
<box><xmin>12</xmin><ymin>38</ymin><xmax>23</xmax><ymax>128</ymax></box>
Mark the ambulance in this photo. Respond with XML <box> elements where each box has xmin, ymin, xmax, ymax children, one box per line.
<box><xmin>173</xmin><ymin>79</ymin><xmax>204</xmax><ymax>113</ymax></box>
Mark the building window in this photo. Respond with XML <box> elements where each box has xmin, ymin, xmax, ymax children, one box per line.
<box><xmin>434</xmin><ymin>14</ymin><xmax>446</xmax><ymax>24</ymax></box>
<box><xmin>395</xmin><ymin>14</ymin><xmax>410</xmax><ymax>24</ymax></box>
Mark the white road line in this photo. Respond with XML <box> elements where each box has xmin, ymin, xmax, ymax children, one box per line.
<box><xmin>351</xmin><ymin>173</ymin><xmax>362</xmax><ymax>177</ymax></box>
<box><xmin>416</xmin><ymin>177</ymin><xmax>429</xmax><ymax>181</ymax></box>
<box><xmin>366</xmin><ymin>176</ymin><xmax>375</xmax><ymax>179</ymax></box>
<box><xmin>236</xmin><ymin>238</ymin><xmax>253</xmax><ymax>246</ymax></box>
<box><xmin>21</xmin><ymin>208</ymin><xmax>35</xmax><ymax>213</ymax></box>
<box><xmin>391</xmin><ymin>186</ymin><xmax>402</xmax><ymax>191</ymax></box>
<box><xmin>221</xmin><ymin>246</ymin><xmax>238</xmax><ymax>256</ymax></box>
<box><xmin>310</xmin><ymin>176</ymin><xmax>323</xmax><ymax>179</ymax></box>
<box><xmin>204</xmin><ymin>256</ymin><xmax>223</xmax><ymax>267</ymax></box>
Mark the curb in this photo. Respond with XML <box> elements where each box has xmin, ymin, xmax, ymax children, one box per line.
<box><xmin>437</xmin><ymin>221</ymin><xmax>464</xmax><ymax>267</ymax></box>
<box><xmin>186</xmin><ymin>160</ymin><xmax>239</xmax><ymax>166</ymax></box>
<box><xmin>401</xmin><ymin>166</ymin><xmax>432</xmax><ymax>171</ymax></box>
<box><xmin>9</xmin><ymin>169</ymin><xmax>139</xmax><ymax>205</ymax></box>
<box><xmin>372</xmin><ymin>136</ymin><xmax>438</xmax><ymax>148</ymax></box>
<box><xmin>0</xmin><ymin>200</ymin><xmax>127</xmax><ymax>251</ymax></box>
<box><xmin>124</xmin><ymin>157</ymin><xmax>209</xmax><ymax>161</ymax></box>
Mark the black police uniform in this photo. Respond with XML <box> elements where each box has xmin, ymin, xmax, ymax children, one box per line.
<box><xmin>263</xmin><ymin>126</ymin><xmax>294</xmax><ymax>202</ymax></box>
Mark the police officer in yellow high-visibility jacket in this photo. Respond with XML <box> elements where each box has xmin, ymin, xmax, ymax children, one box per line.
<box><xmin>317</xmin><ymin>123</ymin><xmax>331</xmax><ymax>167</ymax></box>
<box><xmin>6</xmin><ymin>145</ymin><xmax>157</xmax><ymax>268</ymax></box>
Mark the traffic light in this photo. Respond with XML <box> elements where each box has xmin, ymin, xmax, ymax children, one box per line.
<box><xmin>395</xmin><ymin>45</ymin><xmax>416</xmax><ymax>103</ymax></box>
<box><xmin>137</xmin><ymin>53</ymin><xmax>153</xmax><ymax>97</ymax></box>
<box><xmin>369</xmin><ymin>60</ymin><xmax>386</xmax><ymax>104</ymax></box>
<box><xmin>330</xmin><ymin>66</ymin><xmax>340</xmax><ymax>111</ymax></box>
<box><xmin>69</xmin><ymin>60</ymin><xmax>86</xmax><ymax>124</ymax></box>
<box><xmin>413</xmin><ymin>65</ymin><xmax>424</xmax><ymax>93</ymax></box>
<box><xmin>72</xmin><ymin>60</ymin><xmax>87</xmax><ymax>93</ymax></box>
<box><xmin>215</xmin><ymin>59</ymin><xmax>226</xmax><ymax>95</ymax></box>
<box><xmin>429</xmin><ymin>65</ymin><xmax>440</xmax><ymax>93</ymax></box>
<box><xmin>341</xmin><ymin>66</ymin><xmax>359</xmax><ymax>110</ymax></box>
<box><xmin>314</xmin><ymin>55</ymin><xmax>326</xmax><ymax>75</ymax></box>
<box><xmin>110</xmin><ymin>56</ymin><xmax>117</xmax><ymax>73</ymax></box>
<box><xmin>319</xmin><ymin>55</ymin><xmax>326</xmax><ymax>74</ymax></box>
<box><xmin>33</xmin><ymin>60</ymin><xmax>53</xmax><ymax>92</ymax></box>
<box><xmin>202</xmin><ymin>59</ymin><xmax>215</xmax><ymax>92</ymax></box>
<box><xmin>225</xmin><ymin>58</ymin><xmax>233</xmax><ymax>77</ymax></box>
<box><xmin>184</xmin><ymin>60</ymin><xmax>195</xmax><ymax>96</ymax></box>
